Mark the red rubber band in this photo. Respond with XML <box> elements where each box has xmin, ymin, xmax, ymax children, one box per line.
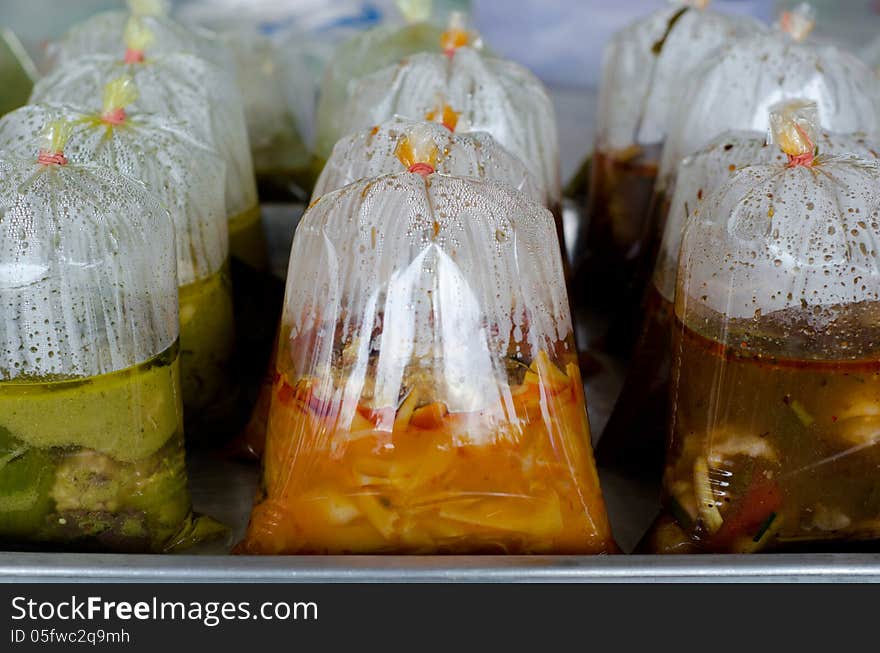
<box><xmin>787</xmin><ymin>152</ymin><xmax>815</xmax><ymax>167</ymax></box>
<box><xmin>124</xmin><ymin>48</ymin><xmax>145</xmax><ymax>64</ymax></box>
<box><xmin>37</xmin><ymin>150</ymin><xmax>68</xmax><ymax>166</ymax></box>
<box><xmin>786</xmin><ymin>123</ymin><xmax>815</xmax><ymax>168</ymax></box>
<box><xmin>408</xmin><ymin>163</ymin><xmax>435</xmax><ymax>177</ymax></box>
<box><xmin>102</xmin><ymin>107</ymin><xmax>127</xmax><ymax>125</ymax></box>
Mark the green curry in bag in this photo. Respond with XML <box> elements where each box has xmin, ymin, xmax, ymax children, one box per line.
<box><xmin>0</xmin><ymin>120</ymin><xmax>223</xmax><ymax>551</ymax></box>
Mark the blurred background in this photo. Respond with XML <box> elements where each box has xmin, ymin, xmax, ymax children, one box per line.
<box><xmin>2</xmin><ymin>0</ymin><xmax>880</xmax><ymax>178</ymax></box>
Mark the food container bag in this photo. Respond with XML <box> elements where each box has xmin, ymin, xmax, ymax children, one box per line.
<box><xmin>0</xmin><ymin>29</ymin><xmax>35</xmax><ymax>117</ymax></box>
<box><xmin>238</xmin><ymin>135</ymin><xmax>615</xmax><ymax>554</ymax></box>
<box><xmin>334</xmin><ymin>17</ymin><xmax>563</xmax><ymax>257</ymax></box>
<box><xmin>598</xmin><ymin>103</ymin><xmax>880</xmax><ymax>480</ymax></box>
<box><xmin>313</xmin><ymin>0</ymin><xmax>447</xmax><ymax>160</ymax></box>
<box><xmin>314</xmin><ymin>116</ymin><xmax>543</xmax><ymax>201</ymax></box>
<box><xmin>656</xmin><ymin>4</ymin><xmax>880</xmax><ymax>238</ymax></box>
<box><xmin>47</xmin><ymin>0</ymin><xmax>233</xmax><ymax>73</ymax></box>
<box><xmin>222</xmin><ymin>30</ymin><xmax>313</xmax><ymax>200</ymax></box>
<box><xmin>0</xmin><ymin>120</ymin><xmax>222</xmax><ymax>552</ymax></box>
<box><xmin>234</xmin><ymin>118</ymin><xmax>544</xmax><ymax>460</ymax></box>
<box><xmin>32</xmin><ymin>16</ymin><xmax>262</xmax><ymax>272</ymax></box>
<box><xmin>660</xmin><ymin>101</ymin><xmax>880</xmax><ymax>552</ymax></box>
<box><xmin>0</xmin><ymin>78</ymin><xmax>236</xmax><ymax>439</ymax></box>
<box><xmin>51</xmin><ymin>0</ymin><xmax>312</xmax><ymax>201</ymax></box>
<box><xmin>574</xmin><ymin>0</ymin><xmax>761</xmax><ymax>309</ymax></box>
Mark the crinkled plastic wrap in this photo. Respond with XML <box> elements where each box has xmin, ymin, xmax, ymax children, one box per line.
<box><xmin>598</xmin><ymin>120</ymin><xmax>880</xmax><ymax>479</ymax></box>
<box><xmin>313</xmin><ymin>117</ymin><xmax>543</xmax><ymax>201</ymax></box>
<box><xmin>30</xmin><ymin>47</ymin><xmax>261</xmax><ymax>269</ymax></box>
<box><xmin>657</xmin><ymin>27</ymin><xmax>880</xmax><ymax>192</ymax></box>
<box><xmin>0</xmin><ymin>86</ymin><xmax>235</xmax><ymax>433</ymax></box>
<box><xmin>313</xmin><ymin>19</ymin><xmax>444</xmax><ymax>159</ymax></box>
<box><xmin>239</xmin><ymin>163</ymin><xmax>614</xmax><ymax>554</ymax></box>
<box><xmin>576</xmin><ymin>1</ymin><xmax>762</xmax><ymax>305</ymax></box>
<box><xmin>222</xmin><ymin>30</ymin><xmax>311</xmax><ymax>187</ymax></box>
<box><xmin>51</xmin><ymin>3</ymin><xmax>311</xmax><ymax>194</ymax></box>
<box><xmin>47</xmin><ymin>4</ymin><xmax>233</xmax><ymax>73</ymax></box>
<box><xmin>236</xmin><ymin>119</ymin><xmax>544</xmax><ymax>458</ymax></box>
<box><xmin>337</xmin><ymin>48</ymin><xmax>560</xmax><ymax>210</ymax></box>
<box><xmin>661</xmin><ymin>110</ymin><xmax>880</xmax><ymax>552</ymax></box>
<box><xmin>0</xmin><ymin>127</ymin><xmax>220</xmax><ymax>552</ymax></box>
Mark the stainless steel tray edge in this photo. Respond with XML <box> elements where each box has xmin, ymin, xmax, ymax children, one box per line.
<box><xmin>3</xmin><ymin>553</ymin><xmax>880</xmax><ymax>583</ymax></box>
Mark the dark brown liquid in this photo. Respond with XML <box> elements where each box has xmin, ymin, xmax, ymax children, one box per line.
<box><xmin>595</xmin><ymin>284</ymin><xmax>673</xmax><ymax>479</ymax></box>
<box><xmin>573</xmin><ymin>144</ymin><xmax>660</xmax><ymax>310</ymax></box>
<box><xmin>664</xmin><ymin>305</ymin><xmax>880</xmax><ymax>552</ymax></box>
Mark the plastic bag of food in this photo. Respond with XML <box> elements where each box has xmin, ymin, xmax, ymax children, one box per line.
<box><xmin>234</xmin><ymin>118</ymin><xmax>545</xmax><ymax>460</ymax></box>
<box><xmin>47</xmin><ymin>0</ymin><xmax>233</xmax><ymax>72</ymax></box>
<box><xmin>51</xmin><ymin>0</ymin><xmax>312</xmax><ymax>201</ymax></box>
<box><xmin>573</xmin><ymin>0</ymin><xmax>762</xmax><ymax>309</ymax></box>
<box><xmin>31</xmin><ymin>16</ymin><xmax>262</xmax><ymax>272</ymax></box>
<box><xmin>221</xmin><ymin>29</ymin><xmax>313</xmax><ymax>200</ymax></box>
<box><xmin>0</xmin><ymin>77</ymin><xmax>235</xmax><ymax>438</ymax></box>
<box><xmin>238</xmin><ymin>133</ymin><xmax>615</xmax><ymax>554</ymax></box>
<box><xmin>313</xmin><ymin>0</ymin><xmax>449</xmax><ymax>160</ymax></box>
<box><xmin>0</xmin><ymin>120</ymin><xmax>222</xmax><ymax>551</ymax></box>
<box><xmin>314</xmin><ymin>115</ymin><xmax>543</xmax><ymax>201</ymax></box>
<box><xmin>597</xmin><ymin>102</ymin><xmax>880</xmax><ymax>480</ymax></box>
<box><xmin>655</xmin><ymin>3</ymin><xmax>880</xmax><ymax>236</ymax></box>
<box><xmin>334</xmin><ymin>16</ymin><xmax>563</xmax><ymax>257</ymax></box>
<box><xmin>0</xmin><ymin>29</ymin><xmax>36</xmax><ymax>117</ymax></box>
<box><xmin>660</xmin><ymin>100</ymin><xmax>880</xmax><ymax>552</ymax></box>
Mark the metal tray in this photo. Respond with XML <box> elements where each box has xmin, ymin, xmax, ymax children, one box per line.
<box><xmin>3</xmin><ymin>193</ymin><xmax>880</xmax><ymax>583</ymax></box>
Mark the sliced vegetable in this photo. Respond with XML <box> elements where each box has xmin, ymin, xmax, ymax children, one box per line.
<box><xmin>667</xmin><ymin>493</ymin><xmax>696</xmax><ymax>533</ymax></box>
<box><xmin>752</xmin><ymin>512</ymin><xmax>777</xmax><ymax>543</ymax></box>
<box><xmin>410</xmin><ymin>402</ymin><xmax>449</xmax><ymax>429</ymax></box>
<box><xmin>784</xmin><ymin>396</ymin><xmax>815</xmax><ymax>427</ymax></box>
<box><xmin>711</xmin><ymin>476</ymin><xmax>782</xmax><ymax>550</ymax></box>
<box><xmin>530</xmin><ymin>350</ymin><xmax>570</xmax><ymax>394</ymax></box>
<box><xmin>693</xmin><ymin>457</ymin><xmax>723</xmax><ymax>534</ymax></box>
<box><xmin>393</xmin><ymin>390</ymin><xmax>420</xmax><ymax>431</ymax></box>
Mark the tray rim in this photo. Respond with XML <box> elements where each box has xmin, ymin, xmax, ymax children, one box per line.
<box><xmin>3</xmin><ymin>552</ymin><xmax>880</xmax><ymax>583</ymax></box>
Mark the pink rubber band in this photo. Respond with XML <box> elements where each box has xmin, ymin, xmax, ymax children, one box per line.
<box><xmin>102</xmin><ymin>107</ymin><xmax>127</xmax><ymax>125</ymax></box>
<box><xmin>37</xmin><ymin>150</ymin><xmax>68</xmax><ymax>166</ymax></box>
<box><xmin>787</xmin><ymin>124</ymin><xmax>815</xmax><ymax>168</ymax></box>
<box><xmin>787</xmin><ymin>152</ymin><xmax>815</xmax><ymax>167</ymax></box>
<box><xmin>124</xmin><ymin>48</ymin><xmax>145</xmax><ymax>64</ymax></box>
<box><xmin>408</xmin><ymin>163</ymin><xmax>435</xmax><ymax>177</ymax></box>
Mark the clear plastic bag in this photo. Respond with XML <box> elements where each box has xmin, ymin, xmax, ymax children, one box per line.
<box><xmin>0</xmin><ymin>77</ymin><xmax>235</xmax><ymax>436</ymax></box>
<box><xmin>51</xmin><ymin>1</ymin><xmax>312</xmax><ymax>199</ymax></box>
<box><xmin>220</xmin><ymin>29</ymin><xmax>312</xmax><ymax>195</ymax></box>
<box><xmin>239</xmin><ymin>135</ymin><xmax>614</xmax><ymax>554</ymax></box>
<box><xmin>0</xmin><ymin>120</ymin><xmax>222</xmax><ymax>552</ymax></box>
<box><xmin>598</xmin><ymin>104</ymin><xmax>880</xmax><ymax>479</ymax></box>
<box><xmin>335</xmin><ymin>33</ymin><xmax>559</xmax><ymax>213</ymax></box>
<box><xmin>661</xmin><ymin>101</ymin><xmax>880</xmax><ymax>552</ymax></box>
<box><xmin>313</xmin><ymin>116</ymin><xmax>543</xmax><ymax>202</ymax></box>
<box><xmin>312</xmin><ymin>0</ymin><xmax>449</xmax><ymax>160</ymax></box>
<box><xmin>657</xmin><ymin>4</ymin><xmax>880</xmax><ymax>199</ymax></box>
<box><xmin>234</xmin><ymin>118</ymin><xmax>544</xmax><ymax>459</ymax></box>
<box><xmin>32</xmin><ymin>17</ymin><xmax>262</xmax><ymax>271</ymax></box>
<box><xmin>47</xmin><ymin>0</ymin><xmax>233</xmax><ymax>73</ymax></box>
<box><xmin>575</xmin><ymin>1</ymin><xmax>762</xmax><ymax>307</ymax></box>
